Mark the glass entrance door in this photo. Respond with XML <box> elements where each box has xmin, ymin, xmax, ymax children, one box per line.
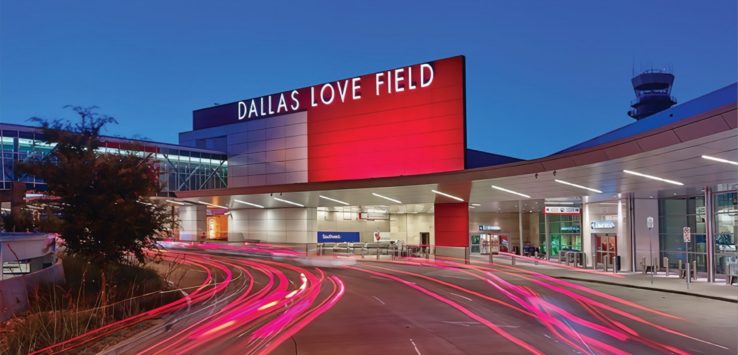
<box><xmin>594</xmin><ymin>234</ymin><xmax>617</xmax><ymax>265</ymax></box>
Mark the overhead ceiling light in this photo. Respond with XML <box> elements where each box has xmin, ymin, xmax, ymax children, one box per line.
<box><xmin>234</xmin><ymin>199</ymin><xmax>264</xmax><ymax>208</ymax></box>
<box><xmin>431</xmin><ymin>189</ymin><xmax>464</xmax><ymax>202</ymax></box>
<box><xmin>469</xmin><ymin>206</ymin><xmax>476</xmax><ymax>209</ymax></box>
<box><xmin>701</xmin><ymin>155</ymin><xmax>738</xmax><ymax>166</ymax></box>
<box><xmin>196</xmin><ymin>201</ymin><xmax>229</xmax><ymax>209</ymax></box>
<box><xmin>273</xmin><ymin>196</ymin><xmax>304</xmax><ymax>207</ymax></box>
<box><xmin>165</xmin><ymin>199</ymin><xmax>187</xmax><ymax>206</ymax></box>
<box><xmin>554</xmin><ymin>179</ymin><xmax>602</xmax><ymax>193</ymax></box>
<box><xmin>623</xmin><ymin>169</ymin><xmax>683</xmax><ymax>186</ymax></box>
<box><xmin>546</xmin><ymin>201</ymin><xmax>574</xmax><ymax>206</ymax></box>
<box><xmin>372</xmin><ymin>192</ymin><xmax>402</xmax><ymax>204</ymax></box>
<box><xmin>491</xmin><ymin>185</ymin><xmax>531</xmax><ymax>199</ymax></box>
<box><xmin>319</xmin><ymin>195</ymin><xmax>350</xmax><ymax>206</ymax></box>
<box><xmin>471</xmin><ymin>203</ymin><xmax>481</xmax><ymax>207</ymax></box>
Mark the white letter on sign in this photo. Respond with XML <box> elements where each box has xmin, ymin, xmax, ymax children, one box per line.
<box><xmin>375</xmin><ymin>72</ymin><xmax>385</xmax><ymax>96</ymax></box>
<box><xmin>420</xmin><ymin>63</ymin><xmax>434</xmax><ymax>88</ymax></box>
<box><xmin>238</xmin><ymin>101</ymin><xmax>247</xmax><ymax>120</ymax></box>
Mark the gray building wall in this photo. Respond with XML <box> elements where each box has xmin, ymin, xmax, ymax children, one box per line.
<box><xmin>179</xmin><ymin>111</ymin><xmax>308</xmax><ymax>187</ymax></box>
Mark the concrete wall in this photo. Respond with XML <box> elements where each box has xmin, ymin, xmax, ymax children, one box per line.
<box><xmin>0</xmin><ymin>261</ymin><xmax>64</xmax><ymax>322</ymax></box>
<box><xmin>317</xmin><ymin>210</ymin><xmax>390</xmax><ymax>242</ymax></box>
<box><xmin>390</xmin><ymin>213</ymin><xmax>434</xmax><ymax>244</ymax></box>
<box><xmin>180</xmin><ymin>112</ymin><xmax>308</xmax><ymax>187</ymax></box>
<box><xmin>314</xmin><ymin>211</ymin><xmax>434</xmax><ymax>244</ymax></box>
<box><xmin>228</xmin><ymin>207</ymin><xmax>316</xmax><ymax>243</ymax></box>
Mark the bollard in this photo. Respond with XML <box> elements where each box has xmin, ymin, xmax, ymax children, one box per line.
<box><xmin>726</xmin><ymin>263</ymin><xmax>731</xmax><ymax>286</ymax></box>
<box><xmin>604</xmin><ymin>255</ymin><xmax>610</xmax><ymax>272</ymax></box>
<box><xmin>512</xmin><ymin>255</ymin><xmax>516</xmax><ymax>266</ymax></box>
<box><xmin>664</xmin><ymin>257</ymin><xmax>669</xmax><ymax>276</ymax></box>
<box><xmin>678</xmin><ymin>259</ymin><xmax>683</xmax><ymax>277</ymax></box>
<box><xmin>692</xmin><ymin>260</ymin><xmax>697</xmax><ymax>280</ymax></box>
<box><xmin>489</xmin><ymin>250</ymin><xmax>494</xmax><ymax>264</ymax></box>
<box><xmin>613</xmin><ymin>255</ymin><xmax>618</xmax><ymax>274</ymax></box>
<box><xmin>305</xmin><ymin>243</ymin><xmax>309</xmax><ymax>256</ymax></box>
<box><xmin>533</xmin><ymin>251</ymin><xmax>538</xmax><ymax>265</ymax></box>
<box><xmin>376</xmin><ymin>247</ymin><xmax>380</xmax><ymax>260</ymax></box>
<box><xmin>686</xmin><ymin>261</ymin><xmax>691</xmax><ymax>288</ymax></box>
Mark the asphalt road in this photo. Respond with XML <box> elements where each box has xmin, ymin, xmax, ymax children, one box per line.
<box><xmin>272</xmin><ymin>259</ymin><xmax>737</xmax><ymax>355</ymax></box>
<box><xmin>59</xmin><ymin>244</ymin><xmax>736</xmax><ymax>355</ymax></box>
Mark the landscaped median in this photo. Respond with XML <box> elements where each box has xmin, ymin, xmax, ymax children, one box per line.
<box><xmin>0</xmin><ymin>253</ymin><xmax>195</xmax><ymax>354</ymax></box>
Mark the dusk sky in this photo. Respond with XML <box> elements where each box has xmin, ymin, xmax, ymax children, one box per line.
<box><xmin>1</xmin><ymin>1</ymin><xmax>735</xmax><ymax>159</ymax></box>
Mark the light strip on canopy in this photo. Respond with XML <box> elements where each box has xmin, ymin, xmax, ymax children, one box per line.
<box><xmin>471</xmin><ymin>203</ymin><xmax>481</xmax><ymax>207</ymax></box>
<box><xmin>319</xmin><ymin>195</ymin><xmax>350</xmax><ymax>206</ymax></box>
<box><xmin>372</xmin><ymin>193</ymin><xmax>402</xmax><ymax>204</ymax></box>
<box><xmin>273</xmin><ymin>196</ymin><xmax>304</xmax><ymax>207</ymax></box>
<box><xmin>234</xmin><ymin>199</ymin><xmax>264</xmax><ymax>208</ymax></box>
<box><xmin>431</xmin><ymin>189</ymin><xmax>464</xmax><ymax>202</ymax></box>
<box><xmin>701</xmin><ymin>155</ymin><xmax>738</xmax><ymax>166</ymax></box>
<box><xmin>491</xmin><ymin>185</ymin><xmax>531</xmax><ymax>199</ymax></box>
<box><xmin>554</xmin><ymin>179</ymin><xmax>603</xmax><ymax>193</ymax></box>
<box><xmin>623</xmin><ymin>169</ymin><xmax>683</xmax><ymax>186</ymax></box>
<box><xmin>165</xmin><ymin>199</ymin><xmax>187</xmax><ymax>206</ymax></box>
<box><xmin>196</xmin><ymin>200</ymin><xmax>229</xmax><ymax>209</ymax></box>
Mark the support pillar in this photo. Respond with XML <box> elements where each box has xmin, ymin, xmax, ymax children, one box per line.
<box><xmin>705</xmin><ymin>186</ymin><xmax>715</xmax><ymax>282</ymax></box>
<box><xmin>544</xmin><ymin>213</ymin><xmax>551</xmax><ymax>260</ymax></box>
<box><xmin>434</xmin><ymin>202</ymin><xmax>469</xmax><ymax>260</ymax></box>
<box><xmin>518</xmin><ymin>201</ymin><xmax>524</xmax><ymax>256</ymax></box>
<box><xmin>178</xmin><ymin>205</ymin><xmax>206</xmax><ymax>241</ymax></box>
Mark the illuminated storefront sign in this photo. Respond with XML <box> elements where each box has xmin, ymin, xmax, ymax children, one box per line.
<box><xmin>590</xmin><ymin>220</ymin><xmax>616</xmax><ymax>229</ymax></box>
<box><xmin>479</xmin><ymin>225</ymin><xmax>501</xmax><ymax>231</ymax></box>
<box><xmin>544</xmin><ymin>206</ymin><xmax>581</xmax><ymax>215</ymax></box>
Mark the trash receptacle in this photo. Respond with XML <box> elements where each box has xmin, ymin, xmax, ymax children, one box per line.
<box><xmin>614</xmin><ymin>255</ymin><xmax>621</xmax><ymax>271</ymax></box>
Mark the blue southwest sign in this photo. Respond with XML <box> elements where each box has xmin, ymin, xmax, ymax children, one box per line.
<box><xmin>317</xmin><ymin>231</ymin><xmax>360</xmax><ymax>243</ymax></box>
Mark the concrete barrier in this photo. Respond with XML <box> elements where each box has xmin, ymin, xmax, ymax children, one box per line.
<box><xmin>0</xmin><ymin>260</ymin><xmax>65</xmax><ymax>322</ymax></box>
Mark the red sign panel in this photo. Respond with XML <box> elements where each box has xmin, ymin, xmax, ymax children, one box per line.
<box><xmin>192</xmin><ymin>56</ymin><xmax>466</xmax><ymax>183</ymax></box>
<box><xmin>308</xmin><ymin>56</ymin><xmax>466</xmax><ymax>182</ymax></box>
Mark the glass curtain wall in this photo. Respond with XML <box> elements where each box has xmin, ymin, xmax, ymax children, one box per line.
<box><xmin>714</xmin><ymin>191</ymin><xmax>737</xmax><ymax>276</ymax></box>
<box><xmin>539</xmin><ymin>213</ymin><xmax>582</xmax><ymax>257</ymax></box>
<box><xmin>658</xmin><ymin>196</ymin><xmax>707</xmax><ymax>272</ymax></box>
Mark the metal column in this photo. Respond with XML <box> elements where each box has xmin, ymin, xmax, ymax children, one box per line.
<box><xmin>518</xmin><ymin>201</ymin><xmax>524</xmax><ymax>256</ymax></box>
<box><xmin>628</xmin><ymin>193</ymin><xmax>637</xmax><ymax>272</ymax></box>
<box><xmin>544</xmin><ymin>213</ymin><xmax>550</xmax><ymax>260</ymax></box>
<box><xmin>705</xmin><ymin>186</ymin><xmax>715</xmax><ymax>282</ymax></box>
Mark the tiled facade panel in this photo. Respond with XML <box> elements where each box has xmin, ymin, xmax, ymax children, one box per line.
<box><xmin>228</xmin><ymin>208</ymin><xmax>317</xmax><ymax>243</ymax></box>
<box><xmin>180</xmin><ymin>111</ymin><xmax>308</xmax><ymax>187</ymax></box>
<box><xmin>178</xmin><ymin>205</ymin><xmax>206</xmax><ymax>241</ymax></box>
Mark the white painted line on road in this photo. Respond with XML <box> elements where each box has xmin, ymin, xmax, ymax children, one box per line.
<box><xmin>441</xmin><ymin>320</ymin><xmax>519</xmax><ymax>328</ymax></box>
<box><xmin>449</xmin><ymin>292</ymin><xmax>473</xmax><ymax>301</ymax></box>
<box><xmin>372</xmin><ymin>296</ymin><xmax>386</xmax><ymax>305</ymax></box>
<box><xmin>409</xmin><ymin>338</ymin><xmax>422</xmax><ymax>355</ymax></box>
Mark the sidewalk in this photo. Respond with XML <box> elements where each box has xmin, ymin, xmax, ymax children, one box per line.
<box><xmin>470</xmin><ymin>254</ymin><xmax>738</xmax><ymax>303</ymax></box>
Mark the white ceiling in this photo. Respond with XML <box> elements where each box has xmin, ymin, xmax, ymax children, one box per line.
<box><xmin>166</xmin><ymin>128</ymin><xmax>737</xmax><ymax>214</ymax></box>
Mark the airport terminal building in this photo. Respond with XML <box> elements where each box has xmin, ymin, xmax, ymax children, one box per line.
<box><xmin>2</xmin><ymin>56</ymin><xmax>736</xmax><ymax>281</ymax></box>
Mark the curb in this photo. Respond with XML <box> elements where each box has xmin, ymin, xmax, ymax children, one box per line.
<box><xmin>557</xmin><ymin>276</ymin><xmax>738</xmax><ymax>303</ymax></box>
